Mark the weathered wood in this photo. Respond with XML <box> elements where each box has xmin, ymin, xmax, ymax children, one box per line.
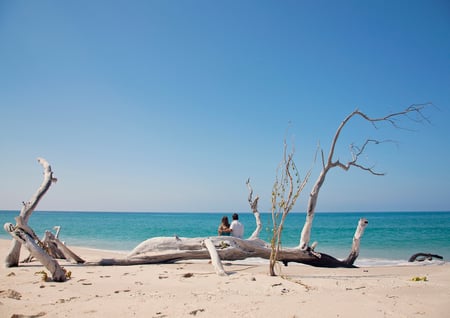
<box><xmin>5</xmin><ymin>158</ymin><xmax>57</xmax><ymax>267</ymax></box>
<box><xmin>343</xmin><ymin>218</ymin><xmax>369</xmax><ymax>265</ymax></box>
<box><xmin>16</xmin><ymin>216</ymin><xmax>60</xmax><ymax>263</ymax></box>
<box><xmin>23</xmin><ymin>227</ymin><xmax>70</xmax><ymax>262</ymax></box>
<box><xmin>42</xmin><ymin>234</ymin><xmax>66</xmax><ymax>260</ymax></box>
<box><xmin>246</xmin><ymin>179</ymin><xmax>262</xmax><ymax>240</ymax></box>
<box><xmin>203</xmin><ymin>238</ymin><xmax>227</xmax><ymax>276</ymax></box>
<box><xmin>299</xmin><ymin>104</ymin><xmax>432</xmax><ymax>250</ymax></box>
<box><xmin>4</xmin><ymin>223</ymin><xmax>66</xmax><ymax>281</ymax></box>
<box><xmin>90</xmin><ymin>236</ymin><xmax>358</xmax><ymax>268</ymax></box>
<box><xmin>117</xmin><ymin>215</ymin><xmax>367</xmax><ymax>269</ymax></box>
<box><xmin>408</xmin><ymin>253</ymin><xmax>443</xmax><ymax>262</ymax></box>
<box><xmin>299</xmin><ymin>169</ymin><xmax>323</xmax><ymax>250</ymax></box>
<box><xmin>44</xmin><ymin>231</ymin><xmax>85</xmax><ymax>264</ymax></box>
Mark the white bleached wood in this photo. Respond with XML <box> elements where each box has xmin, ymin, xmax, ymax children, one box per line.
<box><xmin>44</xmin><ymin>231</ymin><xmax>85</xmax><ymax>264</ymax></box>
<box><xmin>299</xmin><ymin>104</ymin><xmax>431</xmax><ymax>250</ymax></box>
<box><xmin>344</xmin><ymin>218</ymin><xmax>369</xmax><ymax>265</ymax></box>
<box><xmin>100</xmin><ymin>235</ymin><xmax>359</xmax><ymax>269</ymax></box>
<box><xmin>5</xmin><ymin>224</ymin><xmax>66</xmax><ymax>281</ymax></box>
<box><xmin>203</xmin><ymin>238</ymin><xmax>227</xmax><ymax>276</ymax></box>
<box><xmin>246</xmin><ymin>179</ymin><xmax>262</xmax><ymax>240</ymax></box>
<box><xmin>4</xmin><ymin>158</ymin><xmax>56</xmax><ymax>267</ymax></box>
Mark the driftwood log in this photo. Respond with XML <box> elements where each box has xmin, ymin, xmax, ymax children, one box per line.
<box><xmin>87</xmin><ymin>217</ymin><xmax>368</xmax><ymax>270</ymax></box>
<box><xmin>408</xmin><ymin>253</ymin><xmax>443</xmax><ymax>262</ymax></box>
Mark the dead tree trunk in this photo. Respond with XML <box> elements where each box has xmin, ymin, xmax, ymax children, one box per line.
<box><xmin>5</xmin><ymin>158</ymin><xmax>57</xmax><ymax>267</ymax></box>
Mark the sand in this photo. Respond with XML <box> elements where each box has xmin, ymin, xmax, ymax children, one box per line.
<box><xmin>0</xmin><ymin>239</ymin><xmax>449</xmax><ymax>318</ymax></box>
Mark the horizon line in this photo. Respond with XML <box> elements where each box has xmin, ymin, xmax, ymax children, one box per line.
<box><xmin>1</xmin><ymin>209</ymin><xmax>449</xmax><ymax>214</ymax></box>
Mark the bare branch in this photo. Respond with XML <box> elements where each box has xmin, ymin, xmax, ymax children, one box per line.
<box><xmin>246</xmin><ymin>178</ymin><xmax>259</xmax><ymax>213</ymax></box>
<box><xmin>356</xmin><ymin>103</ymin><xmax>433</xmax><ymax>128</ymax></box>
<box><xmin>246</xmin><ymin>178</ymin><xmax>262</xmax><ymax>240</ymax></box>
<box><xmin>330</xmin><ymin>139</ymin><xmax>396</xmax><ymax>175</ymax></box>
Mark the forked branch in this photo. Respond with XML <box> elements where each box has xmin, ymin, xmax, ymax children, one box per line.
<box><xmin>246</xmin><ymin>178</ymin><xmax>262</xmax><ymax>240</ymax></box>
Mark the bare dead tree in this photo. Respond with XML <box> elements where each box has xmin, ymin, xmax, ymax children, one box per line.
<box><xmin>299</xmin><ymin>103</ymin><xmax>433</xmax><ymax>250</ymax></box>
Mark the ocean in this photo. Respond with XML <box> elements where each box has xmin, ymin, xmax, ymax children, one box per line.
<box><xmin>1</xmin><ymin>210</ymin><xmax>449</xmax><ymax>266</ymax></box>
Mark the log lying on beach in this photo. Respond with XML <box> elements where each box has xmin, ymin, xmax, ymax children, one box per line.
<box><xmin>88</xmin><ymin>217</ymin><xmax>369</xmax><ymax>269</ymax></box>
<box><xmin>87</xmin><ymin>221</ymin><xmax>367</xmax><ymax>269</ymax></box>
<box><xmin>408</xmin><ymin>253</ymin><xmax>443</xmax><ymax>262</ymax></box>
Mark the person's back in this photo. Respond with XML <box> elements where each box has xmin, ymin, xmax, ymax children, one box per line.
<box><xmin>218</xmin><ymin>216</ymin><xmax>231</xmax><ymax>236</ymax></box>
<box><xmin>230</xmin><ymin>213</ymin><xmax>244</xmax><ymax>239</ymax></box>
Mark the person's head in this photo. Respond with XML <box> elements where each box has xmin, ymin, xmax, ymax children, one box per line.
<box><xmin>232</xmin><ymin>213</ymin><xmax>239</xmax><ymax>220</ymax></box>
<box><xmin>221</xmin><ymin>216</ymin><xmax>230</xmax><ymax>226</ymax></box>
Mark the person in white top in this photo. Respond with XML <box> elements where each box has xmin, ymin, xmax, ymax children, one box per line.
<box><xmin>230</xmin><ymin>213</ymin><xmax>244</xmax><ymax>239</ymax></box>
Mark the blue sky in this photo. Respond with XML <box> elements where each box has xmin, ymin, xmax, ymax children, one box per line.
<box><xmin>1</xmin><ymin>0</ymin><xmax>449</xmax><ymax>213</ymax></box>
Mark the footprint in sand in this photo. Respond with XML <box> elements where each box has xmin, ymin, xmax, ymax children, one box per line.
<box><xmin>0</xmin><ymin>289</ymin><xmax>22</xmax><ymax>300</ymax></box>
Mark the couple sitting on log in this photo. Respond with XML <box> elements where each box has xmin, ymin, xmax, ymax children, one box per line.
<box><xmin>217</xmin><ymin>213</ymin><xmax>244</xmax><ymax>239</ymax></box>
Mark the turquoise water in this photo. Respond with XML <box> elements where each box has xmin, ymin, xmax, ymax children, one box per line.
<box><xmin>1</xmin><ymin>211</ymin><xmax>449</xmax><ymax>265</ymax></box>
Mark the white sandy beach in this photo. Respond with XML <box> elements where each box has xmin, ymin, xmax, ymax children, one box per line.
<box><xmin>1</xmin><ymin>238</ymin><xmax>449</xmax><ymax>318</ymax></box>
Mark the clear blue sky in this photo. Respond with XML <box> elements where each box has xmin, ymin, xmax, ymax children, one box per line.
<box><xmin>1</xmin><ymin>0</ymin><xmax>449</xmax><ymax>212</ymax></box>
